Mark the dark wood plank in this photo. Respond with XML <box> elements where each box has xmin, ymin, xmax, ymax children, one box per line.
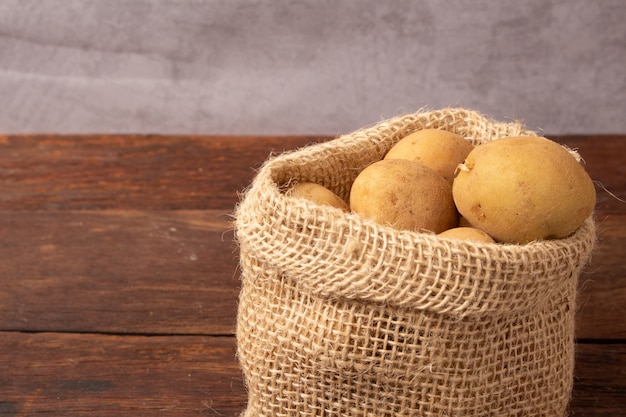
<box><xmin>1</xmin><ymin>209</ymin><xmax>623</xmax><ymax>339</ymax></box>
<box><xmin>576</xmin><ymin>214</ymin><xmax>626</xmax><ymax>340</ymax></box>
<box><xmin>0</xmin><ymin>134</ymin><xmax>622</xmax><ymax>416</ymax></box>
<box><xmin>571</xmin><ymin>343</ymin><xmax>626</xmax><ymax>416</ymax></box>
<box><xmin>0</xmin><ymin>332</ymin><xmax>623</xmax><ymax>416</ymax></box>
<box><xmin>0</xmin><ymin>135</ymin><xmax>322</xmax><ymax>210</ymax></box>
<box><xmin>0</xmin><ymin>210</ymin><xmax>239</xmax><ymax>335</ymax></box>
<box><xmin>1</xmin><ymin>135</ymin><xmax>623</xmax><ymax>214</ymax></box>
<box><xmin>0</xmin><ymin>332</ymin><xmax>247</xmax><ymax>416</ymax></box>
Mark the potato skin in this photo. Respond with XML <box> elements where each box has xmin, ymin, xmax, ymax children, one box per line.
<box><xmin>350</xmin><ymin>159</ymin><xmax>458</xmax><ymax>233</ymax></box>
<box><xmin>452</xmin><ymin>136</ymin><xmax>596</xmax><ymax>244</ymax></box>
<box><xmin>287</xmin><ymin>182</ymin><xmax>350</xmax><ymax>212</ymax></box>
<box><xmin>384</xmin><ymin>129</ymin><xmax>474</xmax><ymax>185</ymax></box>
<box><xmin>438</xmin><ymin>227</ymin><xmax>496</xmax><ymax>243</ymax></box>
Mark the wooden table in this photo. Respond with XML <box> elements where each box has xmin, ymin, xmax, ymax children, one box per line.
<box><xmin>0</xmin><ymin>134</ymin><xmax>624</xmax><ymax>416</ymax></box>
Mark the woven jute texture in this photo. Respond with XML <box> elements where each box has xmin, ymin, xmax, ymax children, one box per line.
<box><xmin>234</xmin><ymin>108</ymin><xmax>596</xmax><ymax>417</ymax></box>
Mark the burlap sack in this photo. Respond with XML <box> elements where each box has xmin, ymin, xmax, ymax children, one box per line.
<box><xmin>234</xmin><ymin>108</ymin><xmax>596</xmax><ymax>417</ymax></box>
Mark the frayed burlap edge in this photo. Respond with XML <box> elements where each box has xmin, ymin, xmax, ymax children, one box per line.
<box><xmin>235</xmin><ymin>107</ymin><xmax>595</xmax><ymax>317</ymax></box>
<box><xmin>234</xmin><ymin>107</ymin><xmax>597</xmax><ymax>417</ymax></box>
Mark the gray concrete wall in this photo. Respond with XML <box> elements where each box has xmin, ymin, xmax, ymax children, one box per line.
<box><xmin>1</xmin><ymin>0</ymin><xmax>624</xmax><ymax>135</ymax></box>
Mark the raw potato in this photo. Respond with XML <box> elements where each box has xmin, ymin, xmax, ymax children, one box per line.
<box><xmin>438</xmin><ymin>227</ymin><xmax>496</xmax><ymax>243</ymax></box>
<box><xmin>350</xmin><ymin>159</ymin><xmax>458</xmax><ymax>233</ymax></box>
<box><xmin>452</xmin><ymin>136</ymin><xmax>596</xmax><ymax>244</ymax></box>
<box><xmin>458</xmin><ymin>216</ymin><xmax>472</xmax><ymax>227</ymax></box>
<box><xmin>385</xmin><ymin>128</ymin><xmax>474</xmax><ymax>184</ymax></box>
<box><xmin>287</xmin><ymin>182</ymin><xmax>349</xmax><ymax>212</ymax></box>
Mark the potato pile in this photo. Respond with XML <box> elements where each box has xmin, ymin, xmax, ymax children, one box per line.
<box><xmin>286</xmin><ymin>129</ymin><xmax>596</xmax><ymax>244</ymax></box>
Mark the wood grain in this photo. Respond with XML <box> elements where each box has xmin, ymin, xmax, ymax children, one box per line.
<box><xmin>0</xmin><ymin>210</ymin><xmax>238</xmax><ymax>335</ymax></box>
<box><xmin>0</xmin><ymin>209</ymin><xmax>622</xmax><ymax>339</ymax></box>
<box><xmin>0</xmin><ymin>332</ymin><xmax>247</xmax><ymax>416</ymax></box>
<box><xmin>0</xmin><ymin>332</ymin><xmax>623</xmax><ymax>417</ymax></box>
<box><xmin>0</xmin><ymin>134</ymin><xmax>623</xmax><ymax>416</ymax></box>
<box><xmin>571</xmin><ymin>343</ymin><xmax>626</xmax><ymax>415</ymax></box>
<box><xmin>576</xmin><ymin>215</ymin><xmax>626</xmax><ymax>340</ymax></box>
<box><xmin>2</xmin><ymin>135</ymin><xmax>622</xmax><ymax>213</ymax></box>
<box><xmin>0</xmin><ymin>135</ymin><xmax>322</xmax><ymax>210</ymax></box>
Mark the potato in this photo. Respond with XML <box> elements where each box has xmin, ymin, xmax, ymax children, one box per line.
<box><xmin>384</xmin><ymin>128</ymin><xmax>474</xmax><ymax>184</ymax></box>
<box><xmin>350</xmin><ymin>159</ymin><xmax>458</xmax><ymax>233</ymax></box>
<box><xmin>452</xmin><ymin>136</ymin><xmax>596</xmax><ymax>244</ymax></box>
<box><xmin>438</xmin><ymin>227</ymin><xmax>496</xmax><ymax>243</ymax></box>
<box><xmin>458</xmin><ymin>216</ymin><xmax>472</xmax><ymax>227</ymax></box>
<box><xmin>287</xmin><ymin>182</ymin><xmax>349</xmax><ymax>212</ymax></box>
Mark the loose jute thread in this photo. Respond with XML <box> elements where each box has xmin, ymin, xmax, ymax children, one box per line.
<box><xmin>235</xmin><ymin>108</ymin><xmax>596</xmax><ymax>417</ymax></box>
